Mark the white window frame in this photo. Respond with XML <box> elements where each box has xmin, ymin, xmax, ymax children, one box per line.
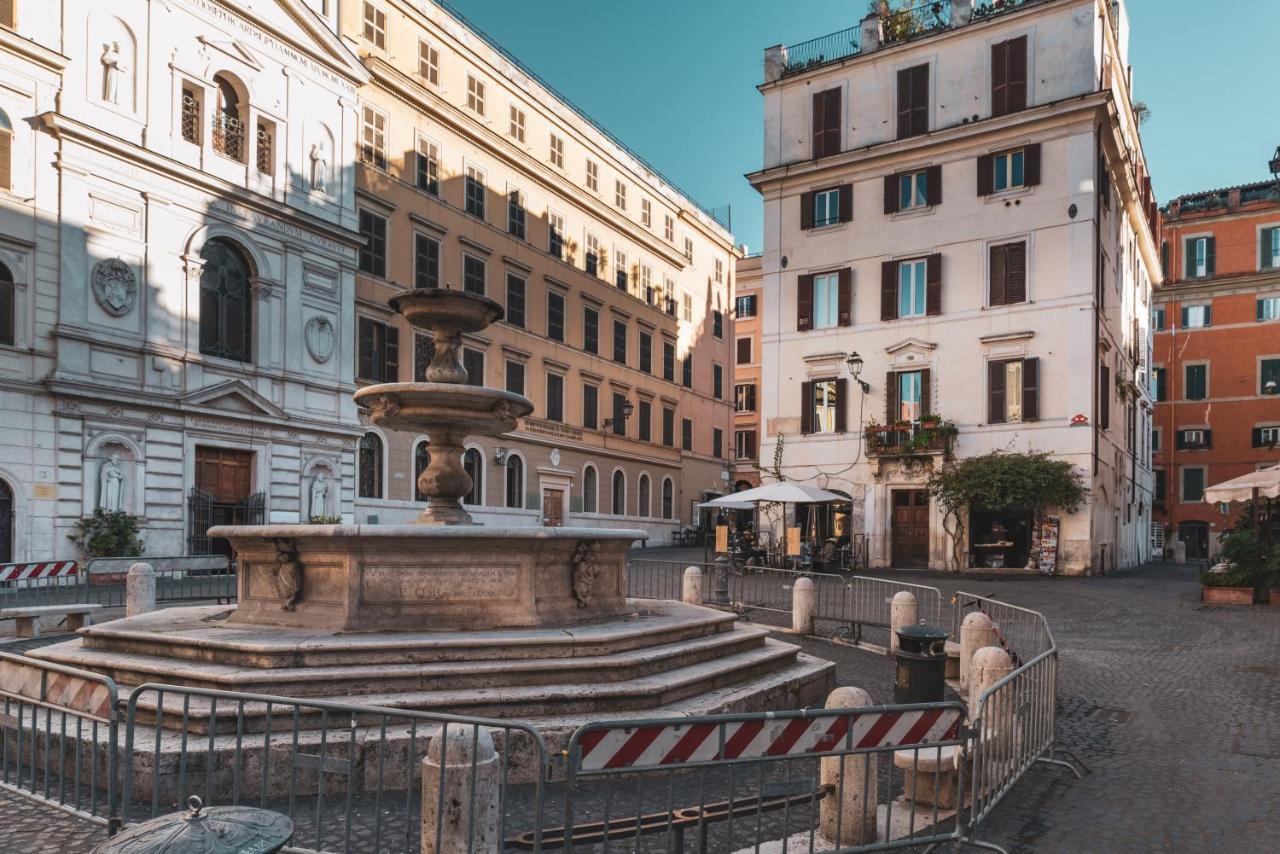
<box><xmin>992</xmin><ymin>147</ymin><xmax>1026</xmax><ymax>193</ymax></box>
<box><xmin>585</xmin><ymin>159</ymin><xmax>599</xmax><ymax>192</ymax></box>
<box><xmin>1183</xmin><ymin>303</ymin><xmax>1210</xmax><ymax>329</ymax></box>
<box><xmin>813</xmin><ymin>379</ymin><xmax>839</xmax><ymax>434</ymax></box>
<box><xmin>509</xmin><ymin>104</ymin><xmax>526</xmax><ymax>142</ymax></box>
<box><xmin>549</xmin><ymin>133</ymin><xmax>565</xmax><ymax>169</ymax></box>
<box><xmin>418</xmin><ymin>39</ymin><xmax>439</xmax><ymax>84</ymax></box>
<box><xmin>615</xmin><ymin>180</ymin><xmax>627</xmax><ymax>210</ymax></box>
<box><xmin>683</xmin><ymin>294</ymin><xmax>693</xmax><ymax>322</ymax></box>
<box><xmin>899</xmin><ymin>170</ymin><xmax>929</xmax><ymax>210</ymax></box>
<box><xmin>584</xmin><ymin>232</ymin><xmax>603</xmax><ymax>278</ymax></box>
<box><xmin>1186</xmin><ymin>235</ymin><xmax>1210</xmax><ymax>278</ymax></box>
<box><xmin>664</xmin><ymin>214</ymin><xmax>675</xmax><ymax>243</ymax></box>
<box><xmin>416</xmin><ymin>134</ymin><xmax>440</xmax><ymax>195</ymax></box>
<box><xmin>464</xmin><ymin>163</ymin><xmax>486</xmax><ymax>219</ymax></box>
<box><xmin>1259</xmin><ymin>426</ymin><xmax>1280</xmax><ymax>446</ymax></box>
<box><xmin>813</xmin><ymin>188</ymin><xmax>841</xmax><ymax>228</ymax></box>
<box><xmin>1259</xmin><ymin>295</ymin><xmax>1280</xmax><ymax>322</ymax></box>
<box><xmin>812</xmin><ymin>272</ymin><xmax>840</xmax><ymax>329</ymax></box>
<box><xmin>641</xmin><ymin>198</ymin><xmax>652</xmax><ymax>228</ymax></box>
<box><xmin>547</xmin><ymin>209</ymin><xmax>565</xmax><ymax>258</ymax></box>
<box><xmin>898</xmin><ymin>259</ymin><xmax>927</xmax><ymax>318</ymax></box>
<box><xmin>466</xmin><ymin>75</ymin><xmax>485</xmax><ymax>116</ymax></box>
<box><xmin>715</xmin><ymin>258</ymin><xmax>724</xmax><ymax>284</ymax></box>
<box><xmin>359</xmin><ymin>104</ymin><xmax>387</xmax><ymax>170</ymax></box>
<box><xmin>683</xmin><ymin>237</ymin><xmax>693</xmax><ymax>261</ymax></box>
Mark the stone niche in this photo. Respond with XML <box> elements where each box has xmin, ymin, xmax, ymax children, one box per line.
<box><xmin>216</xmin><ymin>525</ymin><xmax>636</xmax><ymax>632</ymax></box>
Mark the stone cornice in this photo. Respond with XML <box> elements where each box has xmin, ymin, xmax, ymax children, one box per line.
<box><xmin>0</xmin><ymin>28</ymin><xmax>69</xmax><ymax>74</ymax></box>
<box><xmin>38</xmin><ymin>112</ymin><xmax>364</xmax><ymax>251</ymax></box>
<box><xmin>1153</xmin><ymin>270</ymin><xmax>1280</xmax><ymax>302</ymax></box>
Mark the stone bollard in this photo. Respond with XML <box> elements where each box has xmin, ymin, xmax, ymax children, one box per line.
<box><xmin>820</xmin><ymin>687</ymin><xmax>877</xmax><ymax>846</ymax></box>
<box><xmin>792</xmin><ymin>577</ymin><xmax>815</xmax><ymax>634</ymax></box>
<box><xmin>126</xmin><ymin>562</ymin><xmax>156</xmax><ymax>618</ymax></box>
<box><xmin>681</xmin><ymin>566</ymin><xmax>703</xmax><ymax>605</ymax></box>
<box><xmin>959</xmin><ymin>612</ymin><xmax>997</xmax><ymax>691</ymax></box>
<box><xmin>968</xmin><ymin>646</ymin><xmax>1015</xmax><ymax>721</ymax></box>
<box><xmin>421</xmin><ymin>727</ymin><xmax>499</xmax><ymax>854</ymax></box>
<box><xmin>1173</xmin><ymin>540</ymin><xmax>1186</xmax><ymax>565</ymax></box>
<box><xmin>889</xmin><ymin>591</ymin><xmax>918</xmax><ymax>654</ymax></box>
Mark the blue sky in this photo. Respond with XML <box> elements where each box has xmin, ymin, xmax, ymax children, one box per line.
<box><xmin>446</xmin><ymin>0</ymin><xmax>1280</xmax><ymax>252</ymax></box>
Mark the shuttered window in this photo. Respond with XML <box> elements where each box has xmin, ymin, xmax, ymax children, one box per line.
<box><xmin>800</xmin><ymin>379</ymin><xmax>848</xmax><ymax>435</ymax></box>
<box><xmin>991</xmin><ymin>36</ymin><xmax>1028</xmax><ymax>118</ymax></box>
<box><xmin>1184</xmin><ymin>364</ymin><xmax>1207</xmax><ymax>401</ymax></box>
<box><xmin>1262</xmin><ymin>227</ymin><xmax>1280</xmax><ymax>270</ymax></box>
<box><xmin>737</xmin><ymin>338</ymin><xmax>752</xmax><ymax>365</ymax></box>
<box><xmin>977</xmin><ymin>144</ymin><xmax>1041</xmax><ymax>195</ymax></box>
<box><xmin>989</xmin><ymin>241</ymin><xmax>1027</xmax><ymax>306</ymax></box>
<box><xmin>505</xmin><ymin>274</ymin><xmax>525</xmax><ymax>328</ymax></box>
<box><xmin>800</xmin><ymin>184</ymin><xmax>853</xmax><ymax>230</ymax></box>
<box><xmin>357</xmin><ymin>317</ymin><xmax>399</xmax><ymax>383</ymax></box>
<box><xmin>414</xmin><ymin>234</ymin><xmax>439</xmax><ymax>289</ymax></box>
<box><xmin>896</xmin><ymin>64</ymin><xmax>930</xmax><ymax>139</ymax></box>
<box><xmin>0</xmin><ymin>1</ymin><xmax>15</xmax><ymax>29</ymax></box>
<box><xmin>1184</xmin><ymin>237</ymin><xmax>1214</xmax><ymax>279</ymax></box>
<box><xmin>798</xmin><ymin>269</ymin><xmax>851</xmax><ymax>331</ymax></box>
<box><xmin>0</xmin><ymin>119</ymin><xmax>11</xmax><ymax>192</ymax></box>
<box><xmin>1180</xmin><ymin>304</ymin><xmax>1211</xmax><ymax>328</ymax></box>
<box><xmin>988</xmin><ymin>358</ymin><xmax>1039</xmax><ymax>424</ymax></box>
<box><xmin>881</xmin><ymin>255</ymin><xmax>941</xmax><ymax>320</ymax></box>
<box><xmin>812</xmin><ymin>88</ymin><xmax>842</xmax><ymax>159</ymax></box>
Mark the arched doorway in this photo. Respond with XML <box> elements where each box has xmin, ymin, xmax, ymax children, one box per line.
<box><xmin>0</xmin><ymin>479</ymin><xmax>13</xmax><ymax>563</ymax></box>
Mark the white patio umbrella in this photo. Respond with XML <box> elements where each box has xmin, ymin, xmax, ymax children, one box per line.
<box><xmin>696</xmin><ymin>499</ymin><xmax>754</xmax><ymax>511</ymax></box>
<box><xmin>699</xmin><ymin>482</ymin><xmax>848</xmax><ymax>507</ymax></box>
<box><xmin>1203</xmin><ymin>463</ymin><xmax>1280</xmax><ymax>505</ymax></box>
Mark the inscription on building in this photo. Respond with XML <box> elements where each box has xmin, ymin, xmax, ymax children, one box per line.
<box><xmin>359</xmin><ymin>564</ymin><xmax>520</xmax><ymax>603</ymax></box>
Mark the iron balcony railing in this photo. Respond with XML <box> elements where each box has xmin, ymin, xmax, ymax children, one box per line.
<box><xmin>781</xmin><ymin>27</ymin><xmax>860</xmax><ymax>77</ymax></box>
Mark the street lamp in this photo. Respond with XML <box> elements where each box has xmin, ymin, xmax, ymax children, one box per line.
<box><xmin>603</xmin><ymin>399</ymin><xmax>634</xmax><ymax>430</ymax></box>
<box><xmin>845</xmin><ymin>351</ymin><xmax>870</xmax><ymax>393</ymax></box>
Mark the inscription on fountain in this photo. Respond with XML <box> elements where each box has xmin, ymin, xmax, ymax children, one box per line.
<box><xmin>359</xmin><ymin>563</ymin><xmax>520</xmax><ymax>603</ymax></box>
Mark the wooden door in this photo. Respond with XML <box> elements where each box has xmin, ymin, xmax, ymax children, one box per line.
<box><xmin>542</xmin><ymin>489</ymin><xmax>564</xmax><ymax>527</ymax></box>
<box><xmin>891</xmin><ymin>489</ymin><xmax>930</xmax><ymax>568</ymax></box>
<box><xmin>195</xmin><ymin>447</ymin><xmax>254</xmax><ymax>503</ymax></box>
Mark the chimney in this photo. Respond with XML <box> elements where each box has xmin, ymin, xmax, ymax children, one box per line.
<box><xmin>764</xmin><ymin>44</ymin><xmax>787</xmax><ymax>84</ymax></box>
<box><xmin>860</xmin><ymin>12</ymin><xmax>882</xmax><ymax>53</ymax></box>
<box><xmin>951</xmin><ymin>0</ymin><xmax>975</xmax><ymax>27</ymax></box>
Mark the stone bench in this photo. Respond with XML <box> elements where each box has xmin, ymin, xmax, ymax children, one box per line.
<box><xmin>1</xmin><ymin>604</ymin><xmax>104</xmax><ymax>638</ymax></box>
<box><xmin>893</xmin><ymin>744</ymin><xmax>966</xmax><ymax>810</ymax></box>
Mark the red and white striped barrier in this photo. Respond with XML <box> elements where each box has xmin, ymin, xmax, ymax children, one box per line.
<box><xmin>0</xmin><ymin>561</ymin><xmax>79</xmax><ymax>583</ymax></box>
<box><xmin>576</xmin><ymin>707</ymin><xmax>963</xmax><ymax>772</ymax></box>
<box><xmin>0</xmin><ymin>657</ymin><xmax>115</xmax><ymax>720</ymax></box>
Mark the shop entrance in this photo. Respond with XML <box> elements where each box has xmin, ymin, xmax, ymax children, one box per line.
<box><xmin>542</xmin><ymin>488</ymin><xmax>564</xmax><ymax>527</ymax></box>
<box><xmin>1178</xmin><ymin>520</ymin><xmax>1210</xmax><ymax>560</ymax></box>
<box><xmin>891</xmin><ymin>490</ymin><xmax>930</xmax><ymax>568</ymax></box>
<box><xmin>969</xmin><ymin>508</ymin><xmax>1034</xmax><ymax>569</ymax></box>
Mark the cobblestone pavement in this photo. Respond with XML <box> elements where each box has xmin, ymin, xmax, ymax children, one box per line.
<box><xmin>2</xmin><ymin>554</ymin><xmax>1277</xmax><ymax>852</ymax></box>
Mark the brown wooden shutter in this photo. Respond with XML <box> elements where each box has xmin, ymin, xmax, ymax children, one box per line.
<box><xmin>0</xmin><ymin>130</ymin><xmax>10</xmax><ymax>191</ymax></box>
<box><xmin>834</xmin><ymin>379</ymin><xmax>848</xmax><ymax>433</ymax></box>
<box><xmin>1006</xmin><ymin>241</ymin><xmax>1027</xmax><ymax>303</ymax></box>
<box><xmin>797</xmin><ymin>274</ymin><xmax>814</xmax><ymax>331</ymax></box>
<box><xmin>357</xmin><ymin>317</ymin><xmax>375</xmax><ymax>381</ymax></box>
<box><xmin>989</xmin><ymin>243</ymin><xmax>1008</xmax><ymax>307</ymax></box>
<box><xmin>977</xmin><ymin>154</ymin><xmax>994</xmax><ymax>196</ymax></box>
<box><xmin>737</xmin><ymin>337</ymin><xmax>751</xmax><ymax>364</ymax></box>
<box><xmin>896</xmin><ymin>68</ymin><xmax>913</xmax><ymax>139</ymax></box>
<box><xmin>911</xmin><ymin>65</ymin><xmax>929</xmax><ymax>136</ymax></box>
<box><xmin>925</xmin><ymin>253</ymin><xmax>942</xmax><ymax>317</ymax></box>
<box><xmin>991</xmin><ymin>40</ymin><xmax>1009</xmax><ymax>117</ymax></box>
<box><xmin>813</xmin><ymin>89</ymin><xmax>842</xmax><ymax>159</ymax></box>
<box><xmin>884</xmin><ymin>174</ymin><xmax>899</xmax><ymax>215</ymax></box>
<box><xmin>885</xmin><ymin>371</ymin><xmax>900</xmax><ymax>424</ymax></box>
<box><xmin>812</xmin><ymin>91</ymin><xmax>826</xmax><ymax>159</ymax></box>
<box><xmin>926</xmin><ymin>164</ymin><xmax>942</xmax><ymax>206</ymax></box>
<box><xmin>1008</xmin><ymin>37</ymin><xmax>1028</xmax><ymax>113</ymax></box>
<box><xmin>385</xmin><ymin>325</ymin><xmax>400</xmax><ymax>382</ymax></box>
<box><xmin>800</xmin><ymin>191</ymin><xmax>815</xmax><ymax>230</ymax></box>
<box><xmin>838</xmin><ymin>183</ymin><xmax>853</xmax><ymax>223</ymax></box>
<box><xmin>800</xmin><ymin>381</ymin><xmax>815</xmax><ymax>434</ymax></box>
<box><xmin>1024</xmin><ymin>143</ymin><xmax>1042</xmax><ymax>187</ymax></box>
<box><xmin>1022</xmin><ymin>357</ymin><xmax>1039</xmax><ymax>421</ymax></box>
<box><xmin>837</xmin><ymin>268</ymin><xmax>852</xmax><ymax>326</ymax></box>
<box><xmin>988</xmin><ymin>360</ymin><xmax>1007</xmax><ymax>424</ymax></box>
<box><xmin>881</xmin><ymin>261</ymin><xmax>898</xmax><ymax>321</ymax></box>
<box><xmin>920</xmin><ymin>368</ymin><xmax>932</xmax><ymax>418</ymax></box>
<box><xmin>1098</xmin><ymin>364</ymin><xmax>1110</xmax><ymax>429</ymax></box>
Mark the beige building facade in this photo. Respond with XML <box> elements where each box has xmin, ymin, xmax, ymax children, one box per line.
<box><xmin>341</xmin><ymin>1</ymin><xmax>737</xmax><ymax>540</ymax></box>
<box><xmin>732</xmin><ymin>254</ymin><xmax>763</xmax><ymax>490</ymax></box>
<box><xmin>750</xmin><ymin>0</ymin><xmax>1159</xmax><ymax>574</ymax></box>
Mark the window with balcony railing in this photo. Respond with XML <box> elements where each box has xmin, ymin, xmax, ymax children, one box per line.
<box><xmin>255</xmin><ymin>121</ymin><xmax>274</xmax><ymax>175</ymax></box>
<box><xmin>212</xmin><ymin>113</ymin><xmax>245</xmax><ymax>161</ymax></box>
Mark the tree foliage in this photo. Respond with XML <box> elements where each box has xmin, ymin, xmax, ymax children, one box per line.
<box><xmin>928</xmin><ymin>451</ymin><xmax>1087</xmax><ymax>517</ymax></box>
<box><xmin>69</xmin><ymin>509</ymin><xmax>145</xmax><ymax>558</ymax></box>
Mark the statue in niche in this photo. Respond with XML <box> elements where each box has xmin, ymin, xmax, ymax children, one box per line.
<box><xmin>98</xmin><ymin>454</ymin><xmax>126</xmax><ymax>512</ymax></box>
<box><xmin>309</xmin><ymin>143</ymin><xmax>328</xmax><ymax>193</ymax></box>
<box><xmin>101</xmin><ymin>42</ymin><xmax>126</xmax><ymax>105</ymax></box>
<box><xmin>309</xmin><ymin>472</ymin><xmax>330</xmax><ymax>520</ymax></box>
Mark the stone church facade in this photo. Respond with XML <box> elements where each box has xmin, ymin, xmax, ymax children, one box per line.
<box><xmin>0</xmin><ymin>0</ymin><xmax>368</xmax><ymax>562</ymax></box>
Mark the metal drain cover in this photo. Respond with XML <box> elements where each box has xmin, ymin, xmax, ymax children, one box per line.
<box><xmin>1088</xmin><ymin>707</ymin><xmax>1133</xmax><ymax>723</ymax></box>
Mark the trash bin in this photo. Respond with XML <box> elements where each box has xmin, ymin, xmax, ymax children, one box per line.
<box><xmin>893</xmin><ymin>624</ymin><xmax>949</xmax><ymax>704</ymax></box>
<box><xmin>92</xmin><ymin>796</ymin><xmax>294</xmax><ymax>854</ymax></box>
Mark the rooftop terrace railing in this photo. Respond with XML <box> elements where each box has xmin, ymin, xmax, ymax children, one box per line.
<box><xmin>781</xmin><ymin>27</ymin><xmax>861</xmax><ymax>77</ymax></box>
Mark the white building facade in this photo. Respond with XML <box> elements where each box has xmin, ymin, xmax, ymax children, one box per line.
<box><xmin>749</xmin><ymin>0</ymin><xmax>1159</xmax><ymax>575</ymax></box>
<box><xmin>0</xmin><ymin>0</ymin><xmax>368</xmax><ymax>562</ymax></box>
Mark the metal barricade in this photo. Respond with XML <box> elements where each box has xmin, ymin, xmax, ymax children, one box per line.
<box><xmin>627</xmin><ymin>559</ymin><xmax>716</xmax><ymax>602</ymax></box>
<box><xmin>0</xmin><ymin>561</ymin><xmax>87</xmax><ymax>608</ymax></box>
<box><xmin>120</xmin><ymin>684</ymin><xmax>549</xmax><ymax>854</ymax></box>
<box><xmin>549</xmin><ymin>702</ymin><xmax>969</xmax><ymax>852</ymax></box>
<box><xmin>950</xmin><ymin>591</ymin><xmax>1054</xmax><ymax>667</ymax></box>
<box><xmin>0</xmin><ymin>651</ymin><xmax>120</xmax><ymax>829</ymax></box>
<box><xmin>84</xmin><ymin>555</ymin><xmax>235</xmax><ymax>608</ymax></box>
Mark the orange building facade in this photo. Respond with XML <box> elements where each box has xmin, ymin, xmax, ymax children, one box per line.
<box><xmin>731</xmin><ymin>255</ymin><xmax>763</xmax><ymax>491</ymax></box>
<box><xmin>1152</xmin><ymin>176</ymin><xmax>1280</xmax><ymax>559</ymax></box>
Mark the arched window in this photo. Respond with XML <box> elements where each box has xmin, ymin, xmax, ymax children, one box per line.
<box><xmin>662</xmin><ymin>478</ymin><xmax>674</xmax><ymax>520</ymax></box>
<box><xmin>199</xmin><ymin>238</ymin><xmax>252</xmax><ymax>362</ymax></box>
<box><xmin>0</xmin><ymin>261</ymin><xmax>13</xmax><ymax>347</ymax></box>
<box><xmin>0</xmin><ymin>109</ymin><xmax>12</xmax><ymax>192</ymax></box>
<box><xmin>358</xmin><ymin>432</ymin><xmax>383</xmax><ymax>499</ymax></box>
<box><xmin>612</xmin><ymin>470</ymin><xmax>626</xmax><ymax>516</ymax></box>
<box><xmin>505</xmin><ymin>455</ymin><xmax>524</xmax><ymax>508</ymax></box>
<box><xmin>582</xmin><ymin>465</ymin><xmax>597</xmax><ymax>514</ymax></box>
<box><xmin>638</xmin><ymin>475</ymin><xmax>650</xmax><ymax>517</ymax></box>
<box><xmin>212</xmin><ymin>74</ymin><xmax>246</xmax><ymax>161</ymax></box>
<box><xmin>413</xmin><ymin>439</ymin><xmax>431</xmax><ymax>502</ymax></box>
<box><xmin>463</xmin><ymin>447</ymin><xmax>483</xmax><ymax>505</ymax></box>
<box><xmin>0</xmin><ymin>478</ymin><xmax>13</xmax><ymax>563</ymax></box>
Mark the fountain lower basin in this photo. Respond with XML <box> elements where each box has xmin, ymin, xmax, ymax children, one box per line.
<box><xmin>215</xmin><ymin>524</ymin><xmax>639</xmax><ymax>632</ymax></box>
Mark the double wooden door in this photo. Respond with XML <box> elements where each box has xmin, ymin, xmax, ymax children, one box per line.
<box><xmin>891</xmin><ymin>489</ymin><xmax>930</xmax><ymax>568</ymax></box>
<box><xmin>542</xmin><ymin>488</ymin><xmax>565</xmax><ymax>527</ymax></box>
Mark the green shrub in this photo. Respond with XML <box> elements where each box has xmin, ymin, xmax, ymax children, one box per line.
<box><xmin>1205</xmin><ymin>530</ymin><xmax>1280</xmax><ymax>589</ymax></box>
<box><xmin>69</xmin><ymin>509</ymin><xmax>144</xmax><ymax>558</ymax></box>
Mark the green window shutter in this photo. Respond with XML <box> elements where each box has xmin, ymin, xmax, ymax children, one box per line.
<box><xmin>1205</xmin><ymin>237</ymin><xmax>1216</xmax><ymax>277</ymax></box>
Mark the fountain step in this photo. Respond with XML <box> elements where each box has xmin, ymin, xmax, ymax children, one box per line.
<box><xmin>112</xmin><ymin>639</ymin><xmax>824</xmax><ymax>734</ymax></box>
<box><xmin>67</xmin><ymin>601</ymin><xmax>738</xmax><ymax>667</ymax></box>
<box><xmin>34</xmin><ymin>624</ymin><xmax>775</xmax><ymax>697</ymax></box>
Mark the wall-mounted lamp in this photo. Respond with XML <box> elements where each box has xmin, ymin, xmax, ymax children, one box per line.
<box><xmin>845</xmin><ymin>351</ymin><xmax>870</xmax><ymax>393</ymax></box>
<box><xmin>603</xmin><ymin>400</ymin><xmax>635</xmax><ymax>430</ymax></box>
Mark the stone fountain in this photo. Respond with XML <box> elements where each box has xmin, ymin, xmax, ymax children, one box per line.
<box><xmin>28</xmin><ymin>289</ymin><xmax>833</xmax><ymax>791</ymax></box>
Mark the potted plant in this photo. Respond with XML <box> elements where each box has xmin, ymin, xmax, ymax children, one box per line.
<box><xmin>1201</xmin><ymin>530</ymin><xmax>1269</xmax><ymax>605</ymax></box>
<box><xmin>919</xmin><ymin>413</ymin><xmax>942</xmax><ymax>431</ymax></box>
<box><xmin>1200</xmin><ymin>563</ymin><xmax>1256</xmax><ymax>605</ymax></box>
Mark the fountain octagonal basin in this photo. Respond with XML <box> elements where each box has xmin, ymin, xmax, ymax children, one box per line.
<box><xmin>218</xmin><ymin>524</ymin><xmax>638</xmax><ymax>632</ymax></box>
